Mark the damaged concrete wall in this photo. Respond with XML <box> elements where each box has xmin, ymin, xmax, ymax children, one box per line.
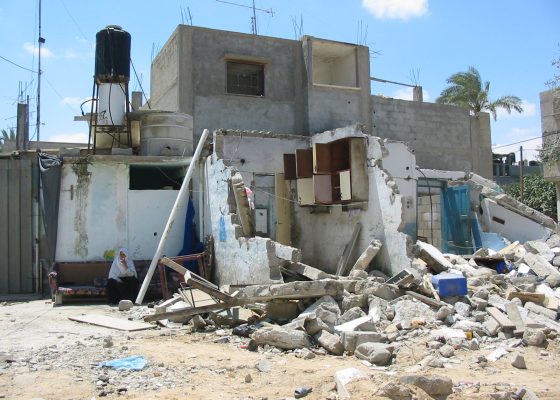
<box><xmin>56</xmin><ymin>159</ymin><xmax>186</xmax><ymax>262</ymax></box>
<box><xmin>372</xmin><ymin>96</ymin><xmax>492</xmax><ymax>179</ymax></box>
<box><xmin>206</xmin><ymin>126</ymin><xmax>414</xmax><ymax>283</ymax></box>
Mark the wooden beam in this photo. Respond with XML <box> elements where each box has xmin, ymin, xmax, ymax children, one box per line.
<box><xmin>506</xmin><ymin>291</ymin><xmax>545</xmax><ymax>305</ymax></box>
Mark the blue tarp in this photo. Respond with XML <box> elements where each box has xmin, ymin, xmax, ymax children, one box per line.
<box><xmin>98</xmin><ymin>355</ymin><xmax>147</xmax><ymax>370</ymax></box>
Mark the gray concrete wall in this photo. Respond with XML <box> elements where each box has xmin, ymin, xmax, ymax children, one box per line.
<box><xmin>150</xmin><ymin>26</ymin><xmax>372</xmax><ymax>146</ymax></box>
<box><xmin>371</xmin><ymin>96</ymin><xmax>492</xmax><ymax>178</ymax></box>
<box><xmin>541</xmin><ymin>89</ymin><xmax>560</xmax><ymax>181</ymax></box>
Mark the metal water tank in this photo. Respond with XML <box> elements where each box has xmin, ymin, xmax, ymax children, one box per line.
<box><xmin>97</xmin><ymin>83</ymin><xmax>126</xmax><ymax>126</ymax></box>
<box><xmin>95</xmin><ymin>25</ymin><xmax>131</xmax><ymax>82</ymax></box>
<box><xmin>140</xmin><ymin>112</ymin><xmax>193</xmax><ymax>156</ymax></box>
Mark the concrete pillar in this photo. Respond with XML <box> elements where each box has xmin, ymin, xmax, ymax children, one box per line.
<box><xmin>555</xmin><ymin>182</ymin><xmax>560</xmax><ymax>223</ymax></box>
<box><xmin>413</xmin><ymin>86</ymin><xmax>423</xmax><ymax>102</ymax></box>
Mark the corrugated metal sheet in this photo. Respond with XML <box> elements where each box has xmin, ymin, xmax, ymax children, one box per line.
<box><xmin>0</xmin><ymin>159</ymin><xmax>34</xmax><ymax>294</ymax></box>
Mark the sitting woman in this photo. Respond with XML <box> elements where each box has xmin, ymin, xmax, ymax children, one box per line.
<box><xmin>106</xmin><ymin>247</ymin><xmax>139</xmax><ymax>304</ymax></box>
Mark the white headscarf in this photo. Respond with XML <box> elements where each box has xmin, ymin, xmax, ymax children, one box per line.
<box><xmin>108</xmin><ymin>247</ymin><xmax>137</xmax><ymax>281</ymax></box>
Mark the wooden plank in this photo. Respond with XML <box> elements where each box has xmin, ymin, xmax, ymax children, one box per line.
<box><xmin>274</xmin><ymin>174</ymin><xmax>291</xmax><ymax>246</ymax></box>
<box><xmin>69</xmin><ymin>314</ymin><xmax>156</xmax><ymax>331</ymax></box>
<box><xmin>8</xmin><ymin>161</ymin><xmax>21</xmax><ymax>293</ymax></box>
<box><xmin>19</xmin><ymin>159</ymin><xmax>33</xmax><ymax>293</ymax></box>
<box><xmin>160</xmin><ymin>257</ymin><xmax>188</xmax><ymax>275</ymax></box>
<box><xmin>487</xmin><ymin>306</ymin><xmax>516</xmax><ymax>329</ymax></box>
<box><xmin>506</xmin><ymin>291</ymin><xmax>545</xmax><ymax>305</ymax></box>
<box><xmin>330</xmin><ymin>138</ymin><xmax>350</xmax><ymax>171</ymax></box>
<box><xmin>336</xmin><ymin>223</ymin><xmax>361</xmax><ymax>276</ymax></box>
<box><xmin>0</xmin><ymin>161</ymin><xmax>9</xmax><ymax>294</ymax></box>
<box><xmin>313</xmin><ymin>143</ymin><xmax>331</xmax><ymax>174</ymax></box>
<box><xmin>295</xmin><ymin>149</ymin><xmax>313</xmax><ymax>178</ymax></box>
<box><xmin>349</xmin><ymin>138</ymin><xmax>368</xmax><ymax>202</ymax></box>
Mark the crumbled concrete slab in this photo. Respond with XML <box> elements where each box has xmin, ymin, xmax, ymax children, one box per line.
<box><xmin>341</xmin><ymin>331</ymin><xmax>387</xmax><ymax>353</ymax></box>
<box><xmin>334</xmin><ymin>368</ymin><xmax>369</xmax><ymax>400</ymax></box>
<box><xmin>415</xmin><ymin>240</ymin><xmax>453</xmax><ymax>273</ymax></box>
<box><xmin>240</xmin><ymin>279</ymin><xmax>345</xmax><ymax>300</ymax></box>
<box><xmin>284</xmin><ymin>262</ymin><xmax>333</xmax><ymax>280</ymax></box>
<box><xmin>251</xmin><ymin>327</ymin><xmax>311</xmax><ymax>350</ymax></box>
<box><xmin>392</xmin><ymin>299</ymin><xmax>436</xmax><ymax>328</ymax></box>
<box><xmin>525</xmin><ymin>301</ymin><xmax>558</xmax><ymax>321</ymax></box>
<box><xmin>335</xmin><ymin>316</ymin><xmax>376</xmax><ymax>333</ymax></box>
<box><xmin>337</xmin><ymin>307</ymin><xmax>367</xmax><ymax>325</ymax></box>
<box><xmin>314</xmin><ymin>330</ymin><xmax>344</xmax><ymax>356</ymax></box>
<box><xmin>354</xmin><ymin>342</ymin><xmax>394</xmax><ymax>365</ymax></box>
<box><xmin>511</xmin><ymin>352</ymin><xmax>527</xmax><ymax>369</ymax></box>
<box><xmin>399</xmin><ymin>374</ymin><xmax>453</xmax><ymax>397</ymax></box>
<box><xmin>522</xmin><ymin>253</ymin><xmax>560</xmax><ymax>287</ymax></box>
<box><xmin>342</xmin><ymin>294</ymin><xmax>368</xmax><ymax>313</ymax></box>
<box><xmin>349</xmin><ymin>239</ymin><xmax>382</xmax><ymax>273</ymax></box>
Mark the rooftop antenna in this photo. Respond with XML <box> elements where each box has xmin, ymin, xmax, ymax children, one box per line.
<box><xmin>180</xmin><ymin>5</ymin><xmax>193</xmax><ymax>25</ymax></box>
<box><xmin>216</xmin><ymin>0</ymin><xmax>274</xmax><ymax>35</ymax></box>
<box><xmin>37</xmin><ymin>0</ymin><xmax>44</xmax><ymax>143</ymax></box>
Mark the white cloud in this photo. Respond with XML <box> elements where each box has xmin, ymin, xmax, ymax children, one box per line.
<box><xmin>23</xmin><ymin>42</ymin><xmax>54</xmax><ymax>58</ymax></box>
<box><xmin>390</xmin><ymin>87</ymin><xmax>431</xmax><ymax>101</ymax></box>
<box><xmin>49</xmin><ymin>132</ymin><xmax>89</xmax><ymax>144</ymax></box>
<box><xmin>495</xmin><ymin>100</ymin><xmax>536</xmax><ymax>119</ymax></box>
<box><xmin>362</xmin><ymin>0</ymin><xmax>428</xmax><ymax>20</ymax></box>
<box><xmin>61</xmin><ymin>97</ymin><xmax>84</xmax><ymax>106</ymax></box>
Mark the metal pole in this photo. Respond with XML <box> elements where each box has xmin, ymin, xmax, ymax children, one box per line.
<box><xmin>135</xmin><ymin>129</ymin><xmax>210</xmax><ymax>304</ymax></box>
<box><xmin>37</xmin><ymin>0</ymin><xmax>42</xmax><ymax>144</ymax></box>
<box><xmin>520</xmin><ymin>146</ymin><xmax>524</xmax><ymax>204</ymax></box>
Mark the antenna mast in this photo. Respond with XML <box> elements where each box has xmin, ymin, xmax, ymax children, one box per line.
<box><xmin>37</xmin><ymin>0</ymin><xmax>44</xmax><ymax>144</ymax></box>
<box><xmin>215</xmin><ymin>0</ymin><xmax>274</xmax><ymax>35</ymax></box>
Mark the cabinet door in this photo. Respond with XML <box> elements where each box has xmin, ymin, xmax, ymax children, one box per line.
<box><xmin>296</xmin><ymin>149</ymin><xmax>313</xmax><ymax>178</ymax></box>
<box><xmin>340</xmin><ymin>170</ymin><xmax>352</xmax><ymax>201</ymax></box>
<box><xmin>297</xmin><ymin>178</ymin><xmax>314</xmax><ymax>205</ymax></box>
<box><xmin>313</xmin><ymin>143</ymin><xmax>331</xmax><ymax>174</ymax></box>
<box><xmin>313</xmin><ymin>174</ymin><xmax>333</xmax><ymax>204</ymax></box>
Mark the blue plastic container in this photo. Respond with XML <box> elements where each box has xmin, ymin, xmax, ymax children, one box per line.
<box><xmin>431</xmin><ymin>273</ymin><xmax>467</xmax><ymax>297</ymax></box>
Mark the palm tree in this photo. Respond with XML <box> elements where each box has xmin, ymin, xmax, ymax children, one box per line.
<box><xmin>436</xmin><ymin>66</ymin><xmax>523</xmax><ymax>120</ymax></box>
<box><xmin>0</xmin><ymin>128</ymin><xmax>16</xmax><ymax>150</ymax></box>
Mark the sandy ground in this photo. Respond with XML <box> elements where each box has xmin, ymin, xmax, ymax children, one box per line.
<box><xmin>0</xmin><ymin>300</ymin><xmax>558</xmax><ymax>400</ymax></box>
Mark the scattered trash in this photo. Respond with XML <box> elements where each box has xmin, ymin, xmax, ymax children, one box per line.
<box><xmin>294</xmin><ymin>386</ymin><xmax>313</xmax><ymax>398</ymax></box>
<box><xmin>98</xmin><ymin>356</ymin><xmax>147</xmax><ymax>370</ymax></box>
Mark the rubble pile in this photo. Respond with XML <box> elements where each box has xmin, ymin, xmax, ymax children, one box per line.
<box><xmin>146</xmin><ymin>233</ymin><xmax>560</xmax><ymax>399</ymax></box>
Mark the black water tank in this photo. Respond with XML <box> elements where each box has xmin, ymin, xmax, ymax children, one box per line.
<box><xmin>95</xmin><ymin>25</ymin><xmax>131</xmax><ymax>82</ymax></box>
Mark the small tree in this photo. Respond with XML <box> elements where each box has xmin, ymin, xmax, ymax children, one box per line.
<box><xmin>436</xmin><ymin>66</ymin><xmax>523</xmax><ymax>120</ymax></box>
<box><xmin>0</xmin><ymin>128</ymin><xmax>16</xmax><ymax>151</ymax></box>
<box><xmin>505</xmin><ymin>173</ymin><xmax>557</xmax><ymax>219</ymax></box>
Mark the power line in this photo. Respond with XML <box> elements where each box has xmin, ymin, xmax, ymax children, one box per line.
<box><xmin>492</xmin><ymin>135</ymin><xmax>542</xmax><ymax>149</ymax></box>
<box><xmin>0</xmin><ymin>54</ymin><xmax>38</xmax><ymax>73</ymax></box>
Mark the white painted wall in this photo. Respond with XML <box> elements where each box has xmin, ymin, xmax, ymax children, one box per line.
<box><xmin>480</xmin><ymin>198</ymin><xmax>551</xmax><ymax>243</ymax></box>
<box><xmin>56</xmin><ymin>161</ymin><xmax>186</xmax><ymax>262</ymax></box>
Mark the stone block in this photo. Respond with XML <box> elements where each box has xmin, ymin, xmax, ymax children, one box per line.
<box><xmin>118</xmin><ymin>299</ymin><xmax>133</xmax><ymax>311</ymax></box>
<box><xmin>525</xmin><ymin>301</ymin><xmax>558</xmax><ymax>321</ymax></box>
<box><xmin>392</xmin><ymin>299</ymin><xmax>436</xmax><ymax>328</ymax></box>
<box><xmin>399</xmin><ymin>375</ymin><xmax>453</xmax><ymax>397</ymax></box>
<box><xmin>355</xmin><ymin>342</ymin><xmax>394</xmax><ymax>365</ymax></box>
<box><xmin>335</xmin><ymin>316</ymin><xmax>376</xmax><ymax>333</ymax></box>
<box><xmin>342</xmin><ymin>294</ymin><xmax>368</xmax><ymax>312</ymax></box>
<box><xmin>524</xmin><ymin>240</ymin><xmax>554</xmax><ymax>263</ymax></box>
<box><xmin>338</xmin><ymin>307</ymin><xmax>366</xmax><ymax>326</ymax></box>
<box><xmin>251</xmin><ymin>327</ymin><xmax>311</xmax><ymax>350</ymax></box>
<box><xmin>522</xmin><ymin>253</ymin><xmax>560</xmax><ymax>287</ymax></box>
<box><xmin>511</xmin><ymin>352</ymin><xmax>527</xmax><ymax>369</ymax></box>
<box><xmin>304</xmin><ymin>317</ymin><xmax>331</xmax><ymax>335</ymax></box>
<box><xmin>415</xmin><ymin>240</ymin><xmax>453</xmax><ymax>273</ymax></box>
<box><xmin>341</xmin><ymin>331</ymin><xmax>387</xmax><ymax>353</ymax></box>
<box><xmin>273</xmin><ymin>242</ymin><xmax>302</xmax><ymax>263</ymax></box>
<box><xmin>314</xmin><ymin>330</ymin><xmax>344</xmax><ymax>356</ymax></box>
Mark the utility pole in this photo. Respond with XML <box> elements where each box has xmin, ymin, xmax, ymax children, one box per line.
<box><xmin>520</xmin><ymin>146</ymin><xmax>524</xmax><ymax>204</ymax></box>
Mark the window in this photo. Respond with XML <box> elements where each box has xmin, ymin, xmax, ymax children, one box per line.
<box><xmin>226</xmin><ymin>61</ymin><xmax>264</xmax><ymax>96</ymax></box>
<box><xmin>129</xmin><ymin>164</ymin><xmax>185</xmax><ymax>190</ymax></box>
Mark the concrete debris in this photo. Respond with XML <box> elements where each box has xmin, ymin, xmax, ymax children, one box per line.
<box><xmin>334</xmin><ymin>368</ymin><xmax>369</xmax><ymax>400</ymax></box>
<box><xmin>118</xmin><ymin>300</ymin><xmax>133</xmax><ymax>311</ymax></box>
<box><xmin>136</xmin><ymin>229</ymin><xmax>560</xmax><ymax>399</ymax></box>
<box><xmin>511</xmin><ymin>352</ymin><xmax>527</xmax><ymax>369</ymax></box>
<box><xmin>251</xmin><ymin>327</ymin><xmax>311</xmax><ymax>350</ymax></box>
<box><xmin>354</xmin><ymin>342</ymin><xmax>394</xmax><ymax>365</ymax></box>
<box><xmin>399</xmin><ymin>375</ymin><xmax>454</xmax><ymax>397</ymax></box>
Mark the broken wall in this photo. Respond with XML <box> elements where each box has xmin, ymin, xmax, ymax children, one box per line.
<box><xmin>206</xmin><ymin>126</ymin><xmax>414</xmax><ymax>284</ymax></box>
<box><xmin>372</xmin><ymin>96</ymin><xmax>492</xmax><ymax>179</ymax></box>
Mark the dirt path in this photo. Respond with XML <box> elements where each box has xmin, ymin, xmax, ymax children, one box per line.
<box><xmin>0</xmin><ymin>301</ymin><xmax>557</xmax><ymax>399</ymax></box>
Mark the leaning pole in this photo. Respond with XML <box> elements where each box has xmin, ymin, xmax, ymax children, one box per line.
<box><xmin>135</xmin><ymin>128</ymin><xmax>210</xmax><ymax>304</ymax></box>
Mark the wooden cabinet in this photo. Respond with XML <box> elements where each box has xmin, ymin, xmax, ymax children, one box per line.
<box><xmin>284</xmin><ymin>137</ymin><xmax>367</xmax><ymax>206</ymax></box>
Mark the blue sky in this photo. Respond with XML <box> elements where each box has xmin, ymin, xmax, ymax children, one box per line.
<box><xmin>0</xmin><ymin>0</ymin><xmax>558</xmax><ymax>161</ymax></box>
